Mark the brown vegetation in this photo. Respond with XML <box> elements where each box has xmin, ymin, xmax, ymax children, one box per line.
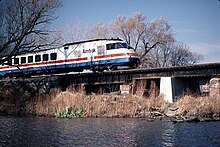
<box><xmin>24</xmin><ymin>85</ymin><xmax>220</xmax><ymax>119</ymax></box>
<box><xmin>26</xmin><ymin>85</ymin><xmax>167</xmax><ymax>118</ymax></box>
<box><xmin>1</xmin><ymin>83</ymin><xmax>220</xmax><ymax>120</ymax></box>
<box><xmin>176</xmin><ymin>95</ymin><xmax>220</xmax><ymax>118</ymax></box>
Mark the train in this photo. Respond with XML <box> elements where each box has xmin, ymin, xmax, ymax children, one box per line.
<box><xmin>0</xmin><ymin>38</ymin><xmax>140</xmax><ymax>77</ymax></box>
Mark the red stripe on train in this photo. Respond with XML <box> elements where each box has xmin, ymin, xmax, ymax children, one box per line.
<box><xmin>94</xmin><ymin>52</ymin><xmax>138</xmax><ymax>59</ymax></box>
<box><xmin>94</xmin><ymin>53</ymin><xmax>126</xmax><ymax>59</ymax></box>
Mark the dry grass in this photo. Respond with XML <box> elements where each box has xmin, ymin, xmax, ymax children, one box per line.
<box><xmin>24</xmin><ymin>84</ymin><xmax>220</xmax><ymax>118</ymax></box>
<box><xmin>0</xmin><ymin>102</ymin><xmax>19</xmax><ymax>115</ymax></box>
<box><xmin>176</xmin><ymin>95</ymin><xmax>220</xmax><ymax>117</ymax></box>
<box><xmin>26</xmin><ymin>85</ymin><xmax>168</xmax><ymax>117</ymax></box>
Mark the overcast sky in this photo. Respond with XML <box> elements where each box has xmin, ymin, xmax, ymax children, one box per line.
<box><xmin>54</xmin><ymin>0</ymin><xmax>220</xmax><ymax>63</ymax></box>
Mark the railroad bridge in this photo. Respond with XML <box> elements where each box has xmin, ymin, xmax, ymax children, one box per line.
<box><xmin>1</xmin><ymin>62</ymin><xmax>220</xmax><ymax>103</ymax></box>
<box><xmin>56</xmin><ymin>62</ymin><xmax>220</xmax><ymax>102</ymax></box>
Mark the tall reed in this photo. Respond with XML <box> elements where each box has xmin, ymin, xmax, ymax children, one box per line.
<box><xmin>25</xmin><ymin>84</ymin><xmax>220</xmax><ymax>118</ymax></box>
<box><xmin>176</xmin><ymin>95</ymin><xmax>220</xmax><ymax>117</ymax></box>
<box><xmin>26</xmin><ymin>84</ymin><xmax>167</xmax><ymax>117</ymax></box>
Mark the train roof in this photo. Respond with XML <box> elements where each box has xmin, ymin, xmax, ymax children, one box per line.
<box><xmin>2</xmin><ymin>38</ymin><xmax>123</xmax><ymax>57</ymax></box>
<box><xmin>63</xmin><ymin>38</ymin><xmax>123</xmax><ymax>46</ymax></box>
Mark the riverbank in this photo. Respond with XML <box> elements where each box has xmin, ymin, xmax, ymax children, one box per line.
<box><xmin>0</xmin><ymin>86</ymin><xmax>220</xmax><ymax>122</ymax></box>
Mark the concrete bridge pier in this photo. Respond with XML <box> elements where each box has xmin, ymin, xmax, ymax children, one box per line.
<box><xmin>160</xmin><ymin>77</ymin><xmax>201</xmax><ymax>103</ymax></box>
<box><xmin>160</xmin><ymin>77</ymin><xmax>174</xmax><ymax>103</ymax></box>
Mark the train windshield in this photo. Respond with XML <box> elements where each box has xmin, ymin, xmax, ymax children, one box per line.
<box><xmin>106</xmin><ymin>43</ymin><xmax>129</xmax><ymax>50</ymax></box>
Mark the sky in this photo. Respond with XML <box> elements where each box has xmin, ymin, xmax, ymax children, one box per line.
<box><xmin>54</xmin><ymin>0</ymin><xmax>220</xmax><ymax>63</ymax></box>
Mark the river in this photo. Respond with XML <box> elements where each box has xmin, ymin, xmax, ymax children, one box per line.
<box><xmin>0</xmin><ymin>116</ymin><xmax>219</xmax><ymax>146</ymax></box>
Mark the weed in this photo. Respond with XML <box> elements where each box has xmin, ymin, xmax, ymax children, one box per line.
<box><xmin>56</xmin><ymin>106</ymin><xmax>84</xmax><ymax>118</ymax></box>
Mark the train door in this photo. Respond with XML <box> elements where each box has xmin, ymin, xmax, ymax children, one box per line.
<box><xmin>88</xmin><ymin>43</ymin><xmax>98</xmax><ymax>67</ymax></box>
<box><xmin>89</xmin><ymin>49</ymin><xmax>94</xmax><ymax>67</ymax></box>
<box><xmin>83</xmin><ymin>48</ymin><xmax>93</xmax><ymax>67</ymax></box>
<box><xmin>63</xmin><ymin>46</ymin><xmax>69</xmax><ymax>69</ymax></box>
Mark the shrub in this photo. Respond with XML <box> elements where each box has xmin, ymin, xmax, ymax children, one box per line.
<box><xmin>55</xmin><ymin>106</ymin><xmax>84</xmax><ymax>118</ymax></box>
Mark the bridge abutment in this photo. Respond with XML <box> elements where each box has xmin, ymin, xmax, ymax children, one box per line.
<box><xmin>210</xmin><ymin>78</ymin><xmax>220</xmax><ymax>99</ymax></box>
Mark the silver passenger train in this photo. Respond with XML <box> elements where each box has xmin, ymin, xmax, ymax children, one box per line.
<box><xmin>0</xmin><ymin>38</ymin><xmax>140</xmax><ymax>77</ymax></box>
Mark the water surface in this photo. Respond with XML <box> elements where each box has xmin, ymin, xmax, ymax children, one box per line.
<box><xmin>0</xmin><ymin>116</ymin><xmax>220</xmax><ymax>146</ymax></box>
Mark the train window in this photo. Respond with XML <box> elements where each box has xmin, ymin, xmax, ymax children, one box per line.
<box><xmin>2</xmin><ymin>57</ymin><xmax>12</xmax><ymax>66</ymax></box>
<box><xmin>21</xmin><ymin>57</ymin><xmax>26</xmax><ymax>64</ymax></box>
<box><xmin>50</xmin><ymin>53</ymin><xmax>57</xmax><ymax>60</ymax></box>
<box><xmin>28</xmin><ymin>56</ymin><xmax>33</xmax><ymax>63</ymax></box>
<box><xmin>106</xmin><ymin>44</ymin><xmax>113</xmax><ymax>50</ymax></box>
<box><xmin>8</xmin><ymin>59</ymin><xmax>12</xmax><ymax>66</ymax></box>
<box><xmin>106</xmin><ymin>43</ymin><xmax>128</xmax><ymax>50</ymax></box>
<box><xmin>35</xmin><ymin>55</ymin><xmax>41</xmax><ymax>62</ymax></box>
<box><xmin>43</xmin><ymin>54</ymin><xmax>49</xmax><ymax>61</ymax></box>
<box><xmin>14</xmin><ymin>58</ymin><xmax>19</xmax><ymax>64</ymax></box>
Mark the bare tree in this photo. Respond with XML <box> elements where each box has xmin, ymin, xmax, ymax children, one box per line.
<box><xmin>111</xmin><ymin>12</ymin><xmax>146</xmax><ymax>50</ymax></box>
<box><xmin>0</xmin><ymin>0</ymin><xmax>61</xmax><ymax>64</ymax></box>
<box><xmin>110</xmin><ymin>13</ymin><xmax>177</xmax><ymax>66</ymax></box>
<box><xmin>143</xmin><ymin>42</ymin><xmax>172</xmax><ymax>67</ymax></box>
<box><xmin>56</xmin><ymin>11</ymin><xmax>203</xmax><ymax>67</ymax></box>
<box><xmin>170</xmin><ymin>42</ymin><xmax>203</xmax><ymax>66</ymax></box>
<box><xmin>140</xmin><ymin>17</ymin><xmax>174</xmax><ymax>60</ymax></box>
<box><xmin>58</xmin><ymin>18</ymin><xmax>90</xmax><ymax>44</ymax></box>
<box><xmin>144</xmin><ymin>42</ymin><xmax>203</xmax><ymax>68</ymax></box>
<box><xmin>89</xmin><ymin>23</ymin><xmax>111</xmax><ymax>39</ymax></box>
<box><xmin>111</xmin><ymin>13</ymin><xmax>203</xmax><ymax>67</ymax></box>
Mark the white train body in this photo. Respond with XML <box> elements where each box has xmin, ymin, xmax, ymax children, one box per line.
<box><xmin>0</xmin><ymin>39</ymin><xmax>140</xmax><ymax>76</ymax></box>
